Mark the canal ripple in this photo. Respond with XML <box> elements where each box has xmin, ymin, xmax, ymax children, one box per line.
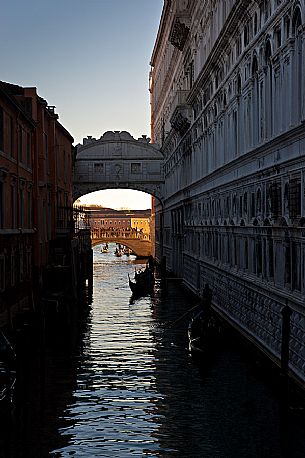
<box><xmin>1</xmin><ymin>243</ymin><xmax>305</xmax><ymax>457</ymax></box>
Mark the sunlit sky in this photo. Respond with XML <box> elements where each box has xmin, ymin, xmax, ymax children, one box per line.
<box><xmin>1</xmin><ymin>0</ymin><xmax>163</xmax><ymax>209</ymax></box>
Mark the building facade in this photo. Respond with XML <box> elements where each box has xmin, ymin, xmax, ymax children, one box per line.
<box><xmin>150</xmin><ymin>1</ymin><xmax>305</xmax><ymax>386</ymax></box>
<box><xmin>84</xmin><ymin>205</ymin><xmax>152</xmax><ymax>240</ymax></box>
<box><xmin>0</xmin><ymin>82</ymin><xmax>75</xmax><ymax>328</ymax></box>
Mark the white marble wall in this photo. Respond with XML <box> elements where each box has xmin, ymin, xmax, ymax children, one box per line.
<box><xmin>152</xmin><ymin>0</ymin><xmax>305</xmax><ymax>385</ymax></box>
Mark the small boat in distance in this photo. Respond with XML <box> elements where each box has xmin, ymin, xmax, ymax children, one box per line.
<box><xmin>114</xmin><ymin>247</ymin><xmax>123</xmax><ymax>257</ymax></box>
<box><xmin>101</xmin><ymin>243</ymin><xmax>109</xmax><ymax>253</ymax></box>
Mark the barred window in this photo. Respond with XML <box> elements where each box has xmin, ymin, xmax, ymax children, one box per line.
<box><xmin>289</xmin><ymin>178</ymin><xmax>301</xmax><ymax>217</ymax></box>
<box><xmin>131</xmin><ymin>163</ymin><xmax>141</xmax><ymax>174</ymax></box>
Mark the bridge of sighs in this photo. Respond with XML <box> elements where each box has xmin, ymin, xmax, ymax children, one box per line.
<box><xmin>73</xmin><ymin>131</ymin><xmax>164</xmax><ymax>202</ymax></box>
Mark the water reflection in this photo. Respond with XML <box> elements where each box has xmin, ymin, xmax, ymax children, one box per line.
<box><xmin>1</xmin><ymin>243</ymin><xmax>305</xmax><ymax>457</ymax></box>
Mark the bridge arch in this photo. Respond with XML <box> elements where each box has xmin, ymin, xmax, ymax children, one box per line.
<box><xmin>73</xmin><ymin>131</ymin><xmax>164</xmax><ymax>203</ymax></box>
<box><xmin>91</xmin><ymin>237</ymin><xmax>152</xmax><ymax>257</ymax></box>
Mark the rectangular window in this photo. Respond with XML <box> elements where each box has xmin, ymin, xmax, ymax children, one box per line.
<box><xmin>26</xmin><ymin>132</ymin><xmax>31</xmax><ymax>165</ymax></box>
<box><xmin>268</xmin><ymin>240</ymin><xmax>274</xmax><ymax>278</ymax></box>
<box><xmin>11</xmin><ymin>184</ymin><xmax>17</xmax><ymax>228</ymax></box>
<box><xmin>289</xmin><ymin>178</ymin><xmax>301</xmax><ymax>218</ymax></box>
<box><xmin>19</xmin><ymin>127</ymin><xmax>24</xmax><ymax>162</ymax></box>
<box><xmin>7</xmin><ymin>115</ymin><xmax>14</xmax><ymax>156</ymax></box>
<box><xmin>19</xmin><ymin>188</ymin><xmax>24</xmax><ymax>227</ymax></box>
<box><xmin>44</xmin><ymin>133</ymin><xmax>48</xmax><ymax>173</ymax></box>
<box><xmin>0</xmin><ymin>255</ymin><xmax>5</xmax><ymax>291</ymax></box>
<box><xmin>256</xmin><ymin>238</ymin><xmax>262</xmax><ymax>275</ymax></box>
<box><xmin>28</xmin><ymin>189</ymin><xmax>32</xmax><ymax>228</ymax></box>
<box><xmin>285</xmin><ymin>244</ymin><xmax>291</xmax><ymax>285</ymax></box>
<box><xmin>0</xmin><ymin>182</ymin><xmax>3</xmax><ymax>229</ymax></box>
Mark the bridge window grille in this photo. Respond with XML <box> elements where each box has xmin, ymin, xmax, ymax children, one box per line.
<box><xmin>131</xmin><ymin>163</ymin><xmax>141</xmax><ymax>174</ymax></box>
<box><xmin>94</xmin><ymin>163</ymin><xmax>104</xmax><ymax>172</ymax></box>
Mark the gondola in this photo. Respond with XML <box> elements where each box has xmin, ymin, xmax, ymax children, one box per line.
<box><xmin>188</xmin><ymin>309</ymin><xmax>207</xmax><ymax>352</ymax></box>
<box><xmin>115</xmin><ymin>248</ymin><xmax>123</xmax><ymax>257</ymax></box>
<box><xmin>128</xmin><ymin>265</ymin><xmax>155</xmax><ymax>297</ymax></box>
<box><xmin>188</xmin><ymin>308</ymin><xmax>219</xmax><ymax>353</ymax></box>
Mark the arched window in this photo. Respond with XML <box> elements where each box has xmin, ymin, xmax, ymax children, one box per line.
<box><xmin>244</xmin><ymin>24</ymin><xmax>249</xmax><ymax>47</ymax></box>
<box><xmin>292</xmin><ymin>8</ymin><xmax>303</xmax><ymax>123</ymax></box>
<box><xmin>223</xmin><ymin>92</ymin><xmax>227</xmax><ymax>108</ymax></box>
<box><xmin>236</xmin><ymin>35</ymin><xmax>242</xmax><ymax>56</ymax></box>
<box><xmin>265</xmin><ymin>40</ymin><xmax>273</xmax><ymax>137</ymax></box>
<box><xmin>233</xmin><ymin>194</ymin><xmax>237</xmax><ymax>215</ymax></box>
<box><xmin>252</xmin><ymin>55</ymin><xmax>258</xmax><ymax>76</ymax></box>
<box><xmin>256</xmin><ymin>188</ymin><xmax>262</xmax><ymax>213</ymax></box>
<box><xmin>243</xmin><ymin>192</ymin><xmax>248</xmax><ymax>214</ymax></box>
<box><xmin>265</xmin><ymin>40</ymin><xmax>272</xmax><ymax>65</ymax></box>
<box><xmin>284</xmin><ymin>16</ymin><xmax>290</xmax><ymax>40</ymax></box>
<box><xmin>237</xmin><ymin>74</ymin><xmax>241</xmax><ymax>94</ymax></box>
<box><xmin>252</xmin><ymin>55</ymin><xmax>259</xmax><ymax>144</ymax></box>
<box><xmin>254</xmin><ymin>12</ymin><xmax>258</xmax><ymax>35</ymax></box>
<box><xmin>292</xmin><ymin>7</ymin><xmax>302</xmax><ymax>36</ymax></box>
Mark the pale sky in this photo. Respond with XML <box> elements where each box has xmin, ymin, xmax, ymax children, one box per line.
<box><xmin>1</xmin><ymin>0</ymin><xmax>163</xmax><ymax>209</ymax></box>
<box><xmin>77</xmin><ymin>189</ymin><xmax>152</xmax><ymax>210</ymax></box>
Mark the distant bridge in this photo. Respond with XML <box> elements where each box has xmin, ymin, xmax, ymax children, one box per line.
<box><xmin>91</xmin><ymin>236</ymin><xmax>152</xmax><ymax>258</ymax></box>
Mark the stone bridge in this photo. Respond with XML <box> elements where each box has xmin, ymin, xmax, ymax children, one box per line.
<box><xmin>92</xmin><ymin>236</ymin><xmax>152</xmax><ymax>258</ymax></box>
<box><xmin>73</xmin><ymin>131</ymin><xmax>164</xmax><ymax>203</ymax></box>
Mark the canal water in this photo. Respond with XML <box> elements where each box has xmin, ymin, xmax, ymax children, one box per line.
<box><xmin>1</xmin><ymin>243</ymin><xmax>305</xmax><ymax>457</ymax></box>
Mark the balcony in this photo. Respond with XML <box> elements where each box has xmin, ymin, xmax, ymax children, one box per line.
<box><xmin>169</xmin><ymin>16</ymin><xmax>190</xmax><ymax>51</ymax></box>
<box><xmin>170</xmin><ymin>90</ymin><xmax>192</xmax><ymax>136</ymax></box>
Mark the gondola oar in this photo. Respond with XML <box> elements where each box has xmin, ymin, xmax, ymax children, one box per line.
<box><xmin>168</xmin><ymin>303</ymin><xmax>201</xmax><ymax>328</ymax></box>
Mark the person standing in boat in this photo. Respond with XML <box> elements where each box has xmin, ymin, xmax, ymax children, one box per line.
<box><xmin>201</xmin><ymin>283</ymin><xmax>212</xmax><ymax>309</ymax></box>
<box><xmin>147</xmin><ymin>255</ymin><xmax>154</xmax><ymax>271</ymax></box>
